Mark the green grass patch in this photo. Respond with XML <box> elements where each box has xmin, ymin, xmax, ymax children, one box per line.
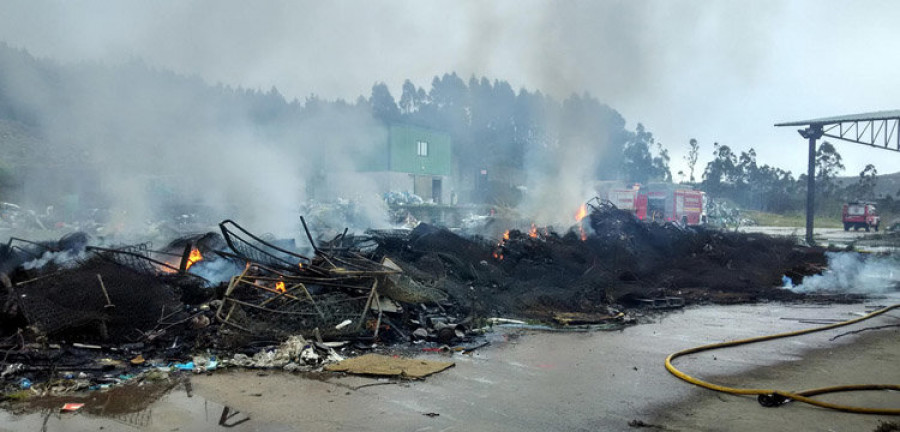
<box><xmin>743</xmin><ymin>210</ymin><xmax>843</xmax><ymax>228</ymax></box>
<box><xmin>2</xmin><ymin>390</ymin><xmax>32</xmax><ymax>401</ymax></box>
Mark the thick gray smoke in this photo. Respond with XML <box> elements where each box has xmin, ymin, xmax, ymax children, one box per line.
<box><xmin>787</xmin><ymin>252</ymin><xmax>900</xmax><ymax>294</ymax></box>
<box><xmin>4</xmin><ymin>1</ymin><xmax>900</xmax><ymax>181</ymax></box>
<box><xmin>519</xmin><ymin>114</ymin><xmax>609</xmax><ymax>227</ymax></box>
<box><xmin>0</xmin><ymin>48</ymin><xmax>389</xmax><ymax>241</ymax></box>
<box><xmin>0</xmin><ymin>2</ymin><xmax>792</xmax><ymax>230</ymax></box>
<box><xmin>9</xmin><ymin>1</ymin><xmax>887</xmax><ymax>234</ymax></box>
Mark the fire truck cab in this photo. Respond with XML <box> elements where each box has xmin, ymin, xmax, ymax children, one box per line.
<box><xmin>842</xmin><ymin>202</ymin><xmax>879</xmax><ymax>232</ymax></box>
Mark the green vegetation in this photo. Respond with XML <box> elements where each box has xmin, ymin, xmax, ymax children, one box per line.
<box><xmin>2</xmin><ymin>390</ymin><xmax>31</xmax><ymax>401</ymax></box>
<box><xmin>742</xmin><ymin>210</ymin><xmax>842</xmax><ymax>228</ymax></box>
<box><xmin>696</xmin><ymin>136</ymin><xmax>900</xmax><ymax>226</ymax></box>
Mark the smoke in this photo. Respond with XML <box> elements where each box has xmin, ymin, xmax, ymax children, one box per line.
<box><xmin>22</xmin><ymin>250</ymin><xmax>85</xmax><ymax>271</ymax></box>
<box><xmin>519</xmin><ymin>119</ymin><xmax>605</xmax><ymax>228</ymax></box>
<box><xmin>788</xmin><ymin>252</ymin><xmax>900</xmax><ymax>294</ymax></box>
<box><xmin>514</xmin><ymin>95</ymin><xmax>628</xmax><ymax>227</ymax></box>
<box><xmin>287</xmin><ymin>104</ymin><xmax>391</xmax><ymax>231</ymax></box>
<box><xmin>0</xmin><ymin>1</ymin><xmax>832</xmax><ymax>234</ymax></box>
<box><xmin>0</xmin><ymin>47</ymin><xmax>389</xmax><ymax>241</ymax></box>
<box><xmin>188</xmin><ymin>257</ymin><xmax>243</xmax><ymax>287</ymax></box>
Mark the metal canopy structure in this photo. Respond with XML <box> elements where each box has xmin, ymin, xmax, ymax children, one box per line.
<box><xmin>776</xmin><ymin>110</ymin><xmax>900</xmax><ymax>151</ymax></box>
<box><xmin>775</xmin><ymin>110</ymin><xmax>900</xmax><ymax>244</ymax></box>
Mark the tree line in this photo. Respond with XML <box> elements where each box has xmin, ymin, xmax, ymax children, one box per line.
<box><xmin>369</xmin><ymin>73</ymin><xmax>671</xmax><ymax>187</ymax></box>
<box><xmin>695</xmin><ymin>139</ymin><xmax>885</xmax><ymax>216</ymax></box>
<box><xmin>0</xmin><ymin>42</ymin><xmax>892</xmax><ymax>215</ymax></box>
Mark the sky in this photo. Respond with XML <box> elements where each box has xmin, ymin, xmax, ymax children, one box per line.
<box><xmin>1</xmin><ymin>0</ymin><xmax>899</xmax><ymax>179</ymax></box>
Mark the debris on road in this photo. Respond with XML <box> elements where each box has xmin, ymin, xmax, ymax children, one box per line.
<box><xmin>324</xmin><ymin>354</ymin><xmax>454</xmax><ymax>378</ymax></box>
<box><xmin>61</xmin><ymin>402</ymin><xmax>85</xmax><ymax>412</ymax></box>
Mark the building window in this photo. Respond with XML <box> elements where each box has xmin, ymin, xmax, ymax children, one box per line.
<box><xmin>417</xmin><ymin>140</ymin><xmax>428</xmax><ymax>156</ymax></box>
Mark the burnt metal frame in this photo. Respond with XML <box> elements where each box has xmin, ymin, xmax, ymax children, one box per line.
<box><xmin>776</xmin><ymin>111</ymin><xmax>900</xmax><ymax>244</ymax></box>
<box><xmin>219</xmin><ymin>219</ymin><xmax>311</xmax><ymax>270</ymax></box>
<box><xmin>215</xmin><ymin>263</ymin><xmax>380</xmax><ymax>338</ymax></box>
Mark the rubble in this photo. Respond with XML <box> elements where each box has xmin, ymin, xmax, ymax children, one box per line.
<box><xmin>226</xmin><ymin>335</ymin><xmax>343</xmax><ymax>370</ymax></box>
<box><xmin>0</xmin><ymin>203</ymin><xmax>834</xmax><ymax>401</ymax></box>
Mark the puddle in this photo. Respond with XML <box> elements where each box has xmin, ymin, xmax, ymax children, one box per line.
<box><xmin>0</xmin><ymin>380</ymin><xmax>278</xmax><ymax>431</ymax></box>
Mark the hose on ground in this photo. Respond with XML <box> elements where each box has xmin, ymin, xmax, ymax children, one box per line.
<box><xmin>665</xmin><ymin>303</ymin><xmax>900</xmax><ymax>415</ymax></box>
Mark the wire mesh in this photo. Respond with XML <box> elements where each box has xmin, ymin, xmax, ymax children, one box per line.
<box><xmin>217</xmin><ymin>273</ymin><xmax>376</xmax><ymax>339</ymax></box>
<box><xmin>87</xmin><ymin>245</ymin><xmax>178</xmax><ymax>275</ymax></box>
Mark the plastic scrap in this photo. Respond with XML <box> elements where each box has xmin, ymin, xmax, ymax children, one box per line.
<box><xmin>335</xmin><ymin>319</ymin><xmax>353</xmax><ymax>330</ymax></box>
<box><xmin>173</xmin><ymin>361</ymin><xmax>194</xmax><ymax>371</ymax></box>
<box><xmin>228</xmin><ymin>335</ymin><xmax>344</xmax><ymax>371</ymax></box>
<box><xmin>61</xmin><ymin>403</ymin><xmax>84</xmax><ymax>412</ymax></box>
<box><xmin>191</xmin><ymin>356</ymin><xmax>218</xmax><ymax>373</ymax></box>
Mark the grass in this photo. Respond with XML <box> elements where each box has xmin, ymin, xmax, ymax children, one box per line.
<box><xmin>742</xmin><ymin>210</ymin><xmax>843</xmax><ymax>228</ymax></box>
<box><xmin>2</xmin><ymin>390</ymin><xmax>32</xmax><ymax>401</ymax></box>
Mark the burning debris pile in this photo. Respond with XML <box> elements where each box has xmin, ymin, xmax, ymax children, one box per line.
<box><xmin>0</xmin><ymin>218</ymin><xmax>479</xmax><ymax>397</ymax></box>
<box><xmin>370</xmin><ymin>200</ymin><xmax>826</xmax><ymax>321</ymax></box>
<box><xmin>0</xmin><ymin>205</ymin><xmax>830</xmax><ymax>397</ymax></box>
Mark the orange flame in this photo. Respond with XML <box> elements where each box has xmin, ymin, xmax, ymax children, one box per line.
<box><xmin>298</xmin><ymin>262</ymin><xmax>304</xmax><ymax>269</ymax></box>
<box><xmin>502</xmin><ymin>230</ymin><xmax>510</xmax><ymax>241</ymax></box>
<box><xmin>575</xmin><ymin>203</ymin><xmax>588</xmax><ymax>222</ymax></box>
<box><xmin>528</xmin><ymin>223</ymin><xmax>538</xmax><ymax>238</ymax></box>
<box><xmin>275</xmin><ymin>281</ymin><xmax>286</xmax><ymax>293</ymax></box>
<box><xmin>579</xmin><ymin>225</ymin><xmax>588</xmax><ymax>241</ymax></box>
<box><xmin>185</xmin><ymin>248</ymin><xmax>203</xmax><ymax>270</ymax></box>
<box><xmin>493</xmin><ymin>251</ymin><xmax>504</xmax><ymax>261</ymax></box>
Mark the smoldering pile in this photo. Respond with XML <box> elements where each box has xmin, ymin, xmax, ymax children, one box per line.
<box><xmin>0</xmin><ymin>208</ymin><xmax>830</xmax><ymax>395</ymax></box>
<box><xmin>373</xmin><ymin>202</ymin><xmax>828</xmax><ymax>320</ymax></box>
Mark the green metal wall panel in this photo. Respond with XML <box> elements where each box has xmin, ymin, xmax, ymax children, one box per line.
<box><xmin>388</xmin><ymin>125</ymin><xmax>452</xmax><ymax>176</ymax></box>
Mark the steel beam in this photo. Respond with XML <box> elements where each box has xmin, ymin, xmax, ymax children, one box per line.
<box><xmin>799</xmin><ymin>126</ymin><xmax>823</xmax><ymax>244</ymax></box>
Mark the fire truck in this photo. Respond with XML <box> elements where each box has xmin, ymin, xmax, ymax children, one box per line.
<box><xmin>842</xmin><ymin>202</ymin><xmax>879</xmax><ymax>232</ymax></box>
<box><xmin>605</xmin><ymin>184</ymin><xmax>706</xmax><ymax>225</ymax></box>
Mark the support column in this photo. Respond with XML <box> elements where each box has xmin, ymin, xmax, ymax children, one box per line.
<box><xmin>800</xmin><ymin>126</ymin><xmax>823</xmax><ymax>245</ymax></box>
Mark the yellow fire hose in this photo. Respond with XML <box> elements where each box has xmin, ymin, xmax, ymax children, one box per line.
<box><xmin>665</xmin><ymin>303</ymin><xmax>900</xmax><ymax>414</ymax></box>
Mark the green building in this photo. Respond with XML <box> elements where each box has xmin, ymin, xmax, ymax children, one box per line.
<box><xmin>363</xmin><ymin>124</ymin><xmax>453</xmax><ymax>204</ymax></box>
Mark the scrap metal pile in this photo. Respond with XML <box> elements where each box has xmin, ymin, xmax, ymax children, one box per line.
<box><xmin>0</xmin><ymin>217</ymin><xmax>477</xmax><ymax>395</ymax></box>
<box><xmin>213</xmin><ymin>218</ymin><xmax>456</xmax><ymax>346</ymax></box>
<box><xmin>0</xmin><ymin>204</ymin><xmax>832</xmax><ymax>394</ymax></box>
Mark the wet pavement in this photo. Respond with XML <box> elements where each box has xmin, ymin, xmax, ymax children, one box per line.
<box><xmin>3</xmin><ymin>294</ymin><xmax>897</xmax><ymax>431</ymax></box>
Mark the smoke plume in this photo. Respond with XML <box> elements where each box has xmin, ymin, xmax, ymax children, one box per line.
<box><xmin>788</xmin><ymin>252</ymin><xmax>900</xmax><ymax>294</ymax></box>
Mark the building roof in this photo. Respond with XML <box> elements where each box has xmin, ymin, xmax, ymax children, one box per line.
<box><xmin>775</xmin><ymin>110</ymin><xmax>900</xmax><ymax>127</ymax></box>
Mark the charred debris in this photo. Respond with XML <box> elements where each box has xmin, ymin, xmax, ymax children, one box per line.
<box><xmin>0</xmin><ymin>203</ymin><xmax>828</xmax><ymax>396</ymax></box>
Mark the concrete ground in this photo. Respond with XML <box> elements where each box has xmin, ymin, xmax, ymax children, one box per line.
<box><xmin>187</xmin><ymin>299</ymin><xmax>900</xmax><ymax>432</ymax></box>
<box><xmin>1</xmin><ymin>298</ymin><xmax>897</xmax><ymax>431</ymax></box>
<box><xmin>739</xmin><ymin>226</ymin><xmax>870</xmax><ymax>242</ymax></box>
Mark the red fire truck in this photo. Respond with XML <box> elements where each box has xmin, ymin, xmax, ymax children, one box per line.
<box><xmin>842</xmin><ymin>202</ymin><xmax>879</xmax><ymax>232</ymax></box>
<box><xmin>605</xmin><ymin>185</ymin><xmax>706</xmax><ymax>225</ymax></box>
